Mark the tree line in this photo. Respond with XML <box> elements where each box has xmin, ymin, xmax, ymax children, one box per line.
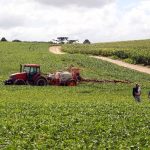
<box><xmin>0</xmin><ymin>37</ymin><xmax>91</xmax><ymax>44</ymax></box>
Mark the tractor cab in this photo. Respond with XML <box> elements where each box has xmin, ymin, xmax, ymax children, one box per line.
<box><xmin>21</xmin><ymin>64</ymin><xmax>41</xmax><ymax>81</ymax></box>
<box><xmin>21</xmin><ymin>64</ymin><xmax>40</xmax><ymax>74</ymax></box>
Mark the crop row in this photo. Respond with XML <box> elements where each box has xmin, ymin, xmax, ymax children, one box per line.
<box><xmin>0</xmin><ymin>86</ymin><xmax>150</xmax><ymax>149</ymax></box>
<box><xmin>0</xmin><ymin>42</ymin><xmax>150</xmax><ymax>149</ymax></box>
<box><xmin>62</xmin><ymin>40</ymin><xmax>150</xmax><ymax>65</ymax></box>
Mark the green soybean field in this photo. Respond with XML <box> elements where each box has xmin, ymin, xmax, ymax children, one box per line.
<box><xmin>0</xmin><ymin>42</ymin><xmax>150</xmax><ymax>149</ymax></box>
<box><xmin>63</xmin><ymin>39</ymin><xmax>150</xmax><ymax>65</ymax></box>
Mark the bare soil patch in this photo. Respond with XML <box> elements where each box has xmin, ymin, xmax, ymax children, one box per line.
<box><xmin>49</xmin><ymin>46</ymin><xmax>65</xmax><ymax>55</ymax></box>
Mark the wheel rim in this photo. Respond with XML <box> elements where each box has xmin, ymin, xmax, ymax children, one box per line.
<box><xmin>37</xmin><ymin>79</ymin><xmax>46</xmax><ymax>86</ymax></box>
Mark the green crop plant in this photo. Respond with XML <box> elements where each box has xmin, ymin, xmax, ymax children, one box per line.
<box><xmin>63</xmin><ymin>39</ymin><xmax>150</xmax><ymax>65</ymax></box>
<box><xmin>0</xmin><ymin>42</ymin><xmax>150</xmax><ymax>149</ymax></box>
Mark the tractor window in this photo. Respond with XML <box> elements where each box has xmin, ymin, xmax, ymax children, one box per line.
<box><xmin>30</xmin><ymin>67</ymin><xmax>37</xmax><ymax>74</ymax></box>
<box><xmin>23</xmin><ymin>66</ymin><xmax>30</xmax><ymax>73</ymax></box>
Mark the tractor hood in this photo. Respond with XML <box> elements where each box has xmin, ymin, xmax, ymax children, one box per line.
<box><xmin>10</xmin><ymin>72</ymin><xmax>27</xmax><ymax>80</ymax></box>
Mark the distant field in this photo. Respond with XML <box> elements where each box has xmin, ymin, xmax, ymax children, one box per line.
<box><xmin>0</xmin><ymin>42</ymin><xmax>150</xmax><ymax>149</ymax></box>
<box><xmin>63</xmin><ymin>39</ymin><xmax>150</xmax><ymax>65</ymax></box>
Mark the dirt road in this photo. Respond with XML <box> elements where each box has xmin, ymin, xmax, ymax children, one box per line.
<box><xmin>49</xmin><ymin>46</ymin><xmax>150</xmax><ymax>75</ymax></box>
<box><xmin>91</xmin><ymin>56</ymin><xmax>150</xmax><ymax>75</ymax></box>
<box><xmin>49</xmin><ymin>46</ymin><xmax>65</xmax><ymax>54</ymax></box>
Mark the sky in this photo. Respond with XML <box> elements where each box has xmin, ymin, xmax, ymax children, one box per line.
<box><xmin>0</xmin><ymin>0</ymin><xmax>150</xmax><ymax>43</ymax></box>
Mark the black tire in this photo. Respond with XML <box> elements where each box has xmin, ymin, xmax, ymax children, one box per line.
<box><xmin>35</xmin><ymin>77</ymin><xmax>48</xmax><ymax>86</ymax></box>
<box><xmin>4</xmin><ymin>79</ymin><xmax>14</xmax><ymax>85</ymax></box>
<box><xmin>14</xmin><ymin>79</ymin><xmax>26</xmax><ymax>85</ymax></box>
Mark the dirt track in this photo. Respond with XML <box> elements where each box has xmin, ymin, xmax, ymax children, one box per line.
<box><xmin>49</xmin><ymin>46</ymin><xmax>65</xmax><ymax>54</ymax></box>
<box><xmin>49</xmin><ymin>46</ymin><xmax>150</xmax><ymax>75</ymax></box>
<box><xmin>91</xmin><ymin>56</ymin><xmax>150</xmax><ymax>75</ymax></box>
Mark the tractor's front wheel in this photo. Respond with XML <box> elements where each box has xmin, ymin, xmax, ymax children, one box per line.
<box><xmin>14</xmin><ymin>79</ymin><xmax>26</xmax><ymax>85</ymax></box>
<box><xmin>35</xmin><ymin>77</ymin><xmax>48</xmax><ymax>86</ymax></box>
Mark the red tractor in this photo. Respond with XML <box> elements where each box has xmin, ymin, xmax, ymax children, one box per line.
<box><xmin>4</xmin><ymin>65</ymin><xmax>131</xmax><ymax>86</ymax></box>
<box><xmin>4</xmin><ymin>64</ymin><xmax>48</xmax><ymax>86</ymax></box>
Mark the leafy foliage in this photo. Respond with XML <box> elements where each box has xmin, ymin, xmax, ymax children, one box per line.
<box><xmin>1</xmin><ymin>37</ymin><xmax>7</xmax><ymax>42</ymax></box>
<box><xmin>0</xmin><ymin>42</ymin><xmax>150</xmax><ymax>149</ymax></box>
<box><xmin>63</xmin><ymin>39</ymin><xmax>150</xmax><ymax>65</ymax></box>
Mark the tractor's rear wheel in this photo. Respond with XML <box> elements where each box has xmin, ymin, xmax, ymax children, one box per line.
<box><xmin>35</xmin><ymin>78</ymin><xmax>48</xmax><ymax>86</ymax></box>
<box><xmin>14</xmin><ymin>79</ymin><xmax>26</xmax><ymax>85</ymax></box>
<box><xmin>67</xmin><ymin>80</ymin><xmax>77</xmax><ymax>86</ymax></box>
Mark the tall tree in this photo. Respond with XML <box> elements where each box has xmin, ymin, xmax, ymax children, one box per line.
<box><xmin>1</xmin><ymin>37</ymin><xmax>7</xmax><ymax>42</ymax></box>
<box><xmin>57</xmin><ymin>37</ymin><xmax>68</xmax><ymax>44</ymax></box>
<box><xmin>83</xmin><ymin>39</ymin><xmax>91</xmax><ymax>44</ymax></box>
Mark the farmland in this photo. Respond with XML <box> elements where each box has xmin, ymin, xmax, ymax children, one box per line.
<box><xmin>62</xmin><ymin>39</ymin><xmax>150</xmax><ymax>65</ymax></box>
<box><xmin>0</xmin><ymin>42</ymin><xmax>150</xmax><ymax>149</ymax></box>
